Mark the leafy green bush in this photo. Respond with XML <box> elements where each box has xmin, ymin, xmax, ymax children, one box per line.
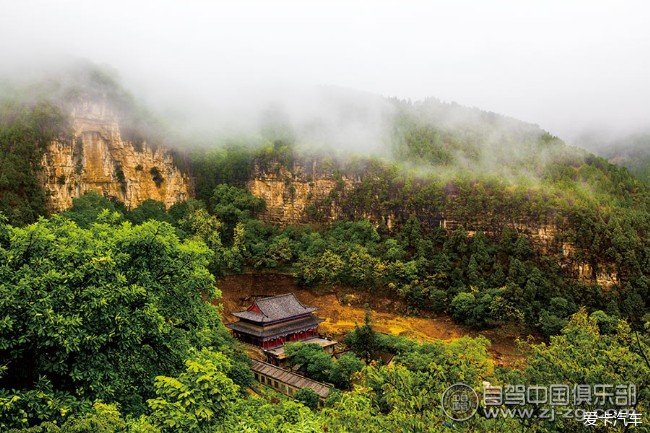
<box><xmin>0</xmin><ymin>99</ymin><xmax>71</xmax><ymax>225</ymax></box>
<box><xmin>294</xmin><ymin>388</ymin><xmax>320</xmax><ymax>410</ymax></box>
<box><xmin>62</xmin><ymin>192</ymin><xmax>127</xmax><ymax>227</ymax></box>
<box><xmin>0</xmin><ymin>215</ymin><xmax>235</xmax><ymax>426</ymax></box>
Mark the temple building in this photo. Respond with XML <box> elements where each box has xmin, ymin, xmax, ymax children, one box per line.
<box><xmin>228</xmin><ymin>293</ymin><xmax>335</xmax><ymax>364</ymax></box>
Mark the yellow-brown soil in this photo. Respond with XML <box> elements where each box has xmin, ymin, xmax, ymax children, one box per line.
<box><xmin>217</xmin><ymin>272</ymin><xmax>527</xmax><ymax>366</ymax></box>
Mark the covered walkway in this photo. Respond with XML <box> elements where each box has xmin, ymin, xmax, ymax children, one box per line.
<box><xmin>250</xmin><ymin>359</ymin><xmax>332</xmax><ymax>401</ymax></box>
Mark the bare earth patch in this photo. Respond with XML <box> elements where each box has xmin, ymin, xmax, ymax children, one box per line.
<box><xmin>217</xmin><ymin>272</ymin><xmax>527</xmax><ymax>366</ymax></box>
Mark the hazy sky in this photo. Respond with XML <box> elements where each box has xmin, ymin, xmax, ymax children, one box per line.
<box><xmin>1</xmin><ymin>0</ymin><xmax>649</xmax><ymax>142</ymax></box>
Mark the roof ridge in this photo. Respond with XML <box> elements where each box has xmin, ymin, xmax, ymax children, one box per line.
<box><xmin>251</xmin><ymin>359</ymin><xmax>332</xmax><ymax>388</ymax></box>
<box><xmin>258</xmin><ymin>293</ymin><xmax>294</xmax><ymax>300</ymax></box>
<box><xmin>256</xmin><ymin>293</ymin><xmax>297</xmax><ymax>314</ymax></box>
<box><xmin>248</xmin><ymin>300</ymin><xmax>268</xmax><ymax>317</ymax></box>
<box><xmin>235</xmin><ymin>293</ymin><xmax>317</xmax><ymax>322</ymax></box>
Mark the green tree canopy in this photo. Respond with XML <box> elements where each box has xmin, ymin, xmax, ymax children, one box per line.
<box><xmin>0</xmin><ymin>215</ymin><xmax>234</xmax><ymax>428</ymax></box>
<box><xmin>0</xmin><ymin>100</ymin><xmax>71</xmax><ymax>226</ymax></box>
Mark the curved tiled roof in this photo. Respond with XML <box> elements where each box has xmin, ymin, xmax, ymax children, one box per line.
<box><xmin>233</xmin><ymin>293</ymin><xmax>317</xmax><ymax>323</ymax></box>
<box><xmin>227</xmin><ymin>316</ymin><xmax>323</xmax><ymax>338</ymax></box>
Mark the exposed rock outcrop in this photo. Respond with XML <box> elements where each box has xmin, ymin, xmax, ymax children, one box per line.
<box><xmin>247</xmin><ymin>160</ymin><xmax>357</xmax><ymax>225</ymax></box>
<box><xmin>247</xmin><ymin>159</ymin><xmax>619</xmax><ymax>287</ymax></box>
<box><xmin>40</xmin><ymin>100</ymin><xmax>190</xmax><ymax>211</ymax></box>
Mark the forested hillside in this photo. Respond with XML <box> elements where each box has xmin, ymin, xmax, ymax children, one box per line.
<box><xmin>2</xmin><ymin>65</ymin><xmax>648</xmax><ymax>335</ymax></box>
<box><xmin>0</xmin><ymin>65</ymin><xmax>190</xmax><ymax>226</ymax></box>
<box><xmin>1</xmin><ymin>200</ymin><xmax>648</xmax><ymax>432</ymax></box>
<box><xmin>1</xmin><ymin>66</ymin><xmax>648</xmax><ymax>432</ymax></box>
<box><xmin>187</xmin><ymin>99</ymin><xmax>649</xmax><ymax>334</ymax></box>
<box><xmin>592</xmin><ymin>134</ymin><xmax>650</xmax><ymax>183</ymax></box>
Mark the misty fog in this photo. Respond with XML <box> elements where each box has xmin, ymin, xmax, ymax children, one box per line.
<box><xmin>1</xmin><ymin>0</ymin><xmax>649</xmax><ymax>151</ymax></box>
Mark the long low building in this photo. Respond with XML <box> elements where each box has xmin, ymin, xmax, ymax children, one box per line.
<box><xmin>250</xmin><ymin>359</ymin><xmax>332</xmax><ymax>401</ymax></box>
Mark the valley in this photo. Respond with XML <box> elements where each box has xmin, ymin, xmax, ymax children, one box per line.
<box><xmin>1</xmin><ymin>61</ymin><xmax>647</xmax><ymax>432</ymax></box>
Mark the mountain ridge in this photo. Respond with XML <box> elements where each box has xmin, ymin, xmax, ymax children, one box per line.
<box><xmin>1</xmin><ymin>64</ymin><xmax>647</xmax><ymax>296</ymax></box>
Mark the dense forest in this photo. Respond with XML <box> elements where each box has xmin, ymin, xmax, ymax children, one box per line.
<box><xmin>1</xmin><ymin>67</ymin><xmax>648</xmax><ymax>432</ymax></box>
<box><xmin>591</xmin><ymin>134</ymin><xmax>650</xmax><ymax>184</ymax></box>
<box><xmin>1</xmin><ymin>199</ymin><xmax>648</xmax><ymax>432</ymax></box>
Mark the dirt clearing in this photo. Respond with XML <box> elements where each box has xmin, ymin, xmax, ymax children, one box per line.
<box><xmin>217</xmin><ymin>272</ymin><xmax>526</xmax><ymax>366</ymax></box>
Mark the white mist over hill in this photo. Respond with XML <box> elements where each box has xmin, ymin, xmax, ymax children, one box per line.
<box><xmin>1</xmin><ymin>1</ymin><xmax>648</xmax><ymax>150</ymax></box>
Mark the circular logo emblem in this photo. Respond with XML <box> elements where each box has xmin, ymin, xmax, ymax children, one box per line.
<box><xmin>441</xmin><ymin>383</ymin><xmax>479</xmax><ymax>421</ymax></box>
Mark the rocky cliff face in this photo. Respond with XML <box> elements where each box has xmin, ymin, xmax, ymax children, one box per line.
<box><xmin>248</xmin><ymin>159</ymin><xmax>619</xmax><ymax>287</ymax></box>
<box><xmin>247</xmin><ymin>160</ymin><xmax>358</xmax><ymax>225</ymax></box>
<box><xmin>40</xmin><ymin>100</ymin><xmax>191</xmax><ymax>211</ymax></box>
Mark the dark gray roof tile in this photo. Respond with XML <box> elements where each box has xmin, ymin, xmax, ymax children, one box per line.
<box><xmin>233</xmin><ymin>293</ymin><xmax>317</xmax><ymax>323</ymax></box>
<box><xmin>250</xmin><ymin>359</ymin><xmax>331</xmax><ymax>398</ymax></box>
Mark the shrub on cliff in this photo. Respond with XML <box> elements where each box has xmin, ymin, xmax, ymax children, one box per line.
<box><xmin>0</xmin><ymin>99</ymin><xmax>71</xmax><ymax>226</ymax></box>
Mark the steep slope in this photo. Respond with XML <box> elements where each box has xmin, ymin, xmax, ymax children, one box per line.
<box><xmin>2</xmin><ymin>64</ymin><xmax>647</xmax><ymax>295</ymax></box>
<box><xmin>245</xmin><ymin>157</ymin><xmax>626</xmax><ymax>287</ymax></box>
<box><xmin>41</xmin><ymin>98</ymin><xmax>190</xmax><ymax>211</ymax></box>
<box><xmin>600</xmin><ymin>135</ymin><xmax>650</xmax><ymax>183</ymax></box>
<box><xmin>190</xmin><ymin>96</ymin><xmax>648</xmax><ymax>292</ymax></box>
<box><xmin>0</xmin><ymin>63</ymin><xmax>191</xmax><ymax>219</ymax></box>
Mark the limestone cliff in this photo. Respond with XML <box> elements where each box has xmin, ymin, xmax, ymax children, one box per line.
<box><xmin>247</xmin><ymin>159</ymin><xmax>358</xmax><ymax>225</ymax></box>
<box><xmin>247</xmin><ymin>159</ymin><xmax>619</xmax><ymax>287</ymax></box>
<box><xmin>40</xmin><ymin>100</ymin><xmax>191</xmax><ymax>211</ymax></box>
